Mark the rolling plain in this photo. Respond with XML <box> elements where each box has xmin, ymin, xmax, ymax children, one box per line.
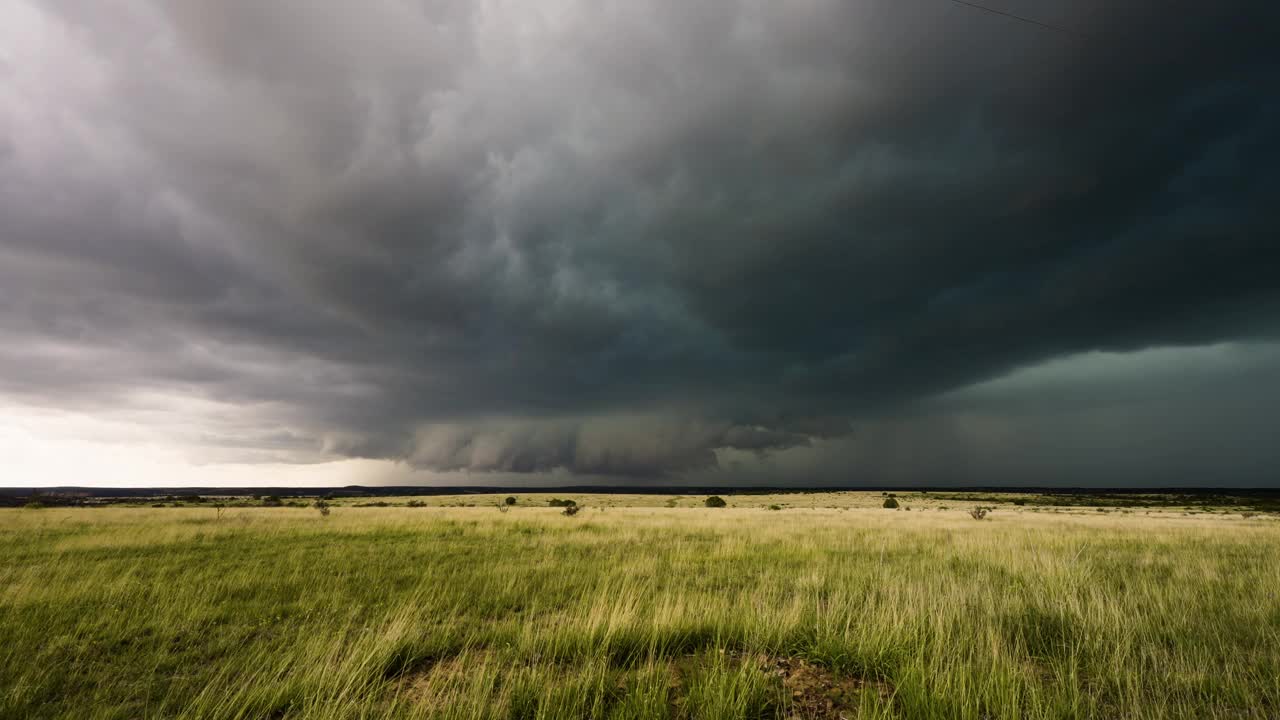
<box><xmin>2</xmin><ymin>491</ymin><xmax>1277</xmax><ymax>719</ymax></box>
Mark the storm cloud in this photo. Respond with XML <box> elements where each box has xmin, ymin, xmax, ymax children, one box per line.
<box><xmin>1</xmin><ymin>0</ymin><xmax>1277</xmax><ymax>484</ymax></box>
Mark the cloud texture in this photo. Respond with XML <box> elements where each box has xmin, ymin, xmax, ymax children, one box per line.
<box><xmin>1</xmin><ymin>0</ymin><xmax>1277</xmax><ymax>483</ymax></box>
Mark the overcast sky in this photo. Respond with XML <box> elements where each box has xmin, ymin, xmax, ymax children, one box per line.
<box><xmin>2</xmin><ymin>0</ymin><xmax>1277</xmax><ymax>488</ymax></box>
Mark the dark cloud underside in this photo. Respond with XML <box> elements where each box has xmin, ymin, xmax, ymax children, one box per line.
<box><xmin>1</xmin><ymin>0</ymin><xmax>1277</xmax><ymax>482</ymax></box>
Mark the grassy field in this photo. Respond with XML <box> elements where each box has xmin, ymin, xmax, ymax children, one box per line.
<box><xmin>2</xmin><ymin>493</ymin><xmax>1278</xmax><ymax>719</ymax></box>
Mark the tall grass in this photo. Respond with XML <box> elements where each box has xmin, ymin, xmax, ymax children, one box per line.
<box><xmin>1</xmin><ymin>503</ymin><xmax>1277</xmax><ymax>718</ymax></box>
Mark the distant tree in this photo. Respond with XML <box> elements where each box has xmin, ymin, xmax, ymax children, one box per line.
<box><xmin>504</xmin><ymin>496</ymin><xmax>517</xmax><ymax>506</ymax></box>
<box><xmin>313</xmin><ymin>498</ymin><xmax>331</xmax><ymax>517</ymax></box>
<box><xmin>883</xmin><ymin>497</ymin><xmax>899</xmax><ymax>509</ymax></box>
<box><xmin>704</xmin><ymin>496</ymin><xmax>727</xmax><ymax>508</ymax></box>
<box><xmin>548</xmin><ymin>498</ymin><xmax>577</xmax><ymax>508</ymax></box>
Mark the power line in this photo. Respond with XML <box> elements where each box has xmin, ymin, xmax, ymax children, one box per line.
<box><xmin>945</xmin><ymin>0</ymin><xmax>1094</xmax><ymax>38</ymax></box>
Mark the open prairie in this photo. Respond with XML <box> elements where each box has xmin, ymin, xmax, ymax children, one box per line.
<box><xmin>2</xmin><ymin>493</ymin><xmax>1278</xmax><ymax>719</ymax></box>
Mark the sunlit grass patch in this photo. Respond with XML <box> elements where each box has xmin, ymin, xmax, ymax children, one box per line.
<box><xmin>1</xmin><ymin>500</ymin><xmax>1277</xmax><ymax>718</ymax></box>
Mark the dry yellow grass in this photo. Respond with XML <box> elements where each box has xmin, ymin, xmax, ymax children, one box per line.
<box><xmin>2</xmin><ymin>495</ymin><xmax>1278</xmax><ymax>718</ymax></box>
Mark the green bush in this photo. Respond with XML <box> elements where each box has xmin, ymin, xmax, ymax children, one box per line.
<box><xmin>505</xmin><ymin>496</ymin><xmax>518</xmax><ymax>506</ymax></box>
<box><xmin>883</xmin><ymin>497</ymin><xmax>899</xmax><ymax>509</ymax></box>
<box><xmin>704</xmin><ymin>496</ymin><xmax>727</xmax><ymax>508</ymax></box>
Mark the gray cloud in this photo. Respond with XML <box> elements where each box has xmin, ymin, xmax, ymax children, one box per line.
<box><xmin>391</xmin><ymin>415</ymin><xmax>846</xmax><ymax>477</ymax></box>
<box><xmin>709</xmin><ymin>344</ymin><xmax>1280</xmax><ymax>488</ymax></box>
<box><xmin>1</xmin><ymin>0</ymin><xmax>1277</xmax><ymax>482</ymax></box>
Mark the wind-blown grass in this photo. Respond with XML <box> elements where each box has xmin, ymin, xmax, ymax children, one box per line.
<box><xmin>1</xmin><ymin>501</ymin><xmax>1277</xmax><ymax>719</ymax></box>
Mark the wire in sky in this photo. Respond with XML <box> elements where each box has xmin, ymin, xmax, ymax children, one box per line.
<box><xmin>945</xmin><ymin>0</ymin><xmax>1095</xmax><ymax>38</ymax></box>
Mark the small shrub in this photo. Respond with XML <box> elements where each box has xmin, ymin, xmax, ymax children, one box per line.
<box><xmin>768</xmin><ymin>504</ymin><xmax>782</xmax><ymax>511</ymax></box>
<box><xmin>704</xmin><ymin>496</ymin><xmax>727</xmax><ymax>508</ymax></box>
<box><xmin>504</xmin><ymin>496</ymin><xmax>517</xmax><ymax>506</ymax></box>
<box><xmin>497</xmin><ymin>504</ymin><xmax>510</xmax><ymax>513</ymax></box>
<box><xmin>23</xmin><ymin>501</ymin><xmax>45</xmax><ymax>510</ymax></box>
<box><xmin>548</xmin><ymin>498</ymin><xmax>577</xmax><ymax>508</ymax></box>
<box><xmin>883</xmin><ymin>497</ymin><xmax>899</xmax><ymax>509</ymax></box>
<box><xmin>406</xmin><ymin>500</ymin><xmax>426</xmax><ymax>508</ymax></box>
<box><xmin>664</xmin><ymin>498</ymin><xmax>678</xmax><ymax>508</ymax></box>
<box><xmin>313</xmin><ymin>499</ymin><xmax>331</xmax><ymax>517</ymax></box>
<box><xmin>261</xmin><ymin>495</ymin><xmax>283</xmax><ymax>507</ymax></box>
<box><xmin>562</xmin><ymin>504</ymin><xmax>581</xmax><ymax>516</ymax></box>
<box><xmin>969</xmin><ymin>506</ymin><xmax>989</xmax><ymax>520</ymax></box>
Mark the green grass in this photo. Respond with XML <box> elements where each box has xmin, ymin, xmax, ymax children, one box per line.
<box><xmin>1</xmin><ymin>497</ymin><xmax>1278</xmax><ymax>719</ymax></box>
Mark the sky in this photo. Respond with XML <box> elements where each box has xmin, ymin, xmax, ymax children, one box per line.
<box><xmin>1</xmin><ymin>0</ymin><xmax>1277</xmax><ymax>488</ymax></box>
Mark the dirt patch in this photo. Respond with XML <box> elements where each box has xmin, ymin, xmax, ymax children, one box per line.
<box><xmin>391</xmin><ymin>649</ymin><xmax>893</xmax><ymax>718</ymax></box>
<box><xmin>759</xmin><ymin>655</ymin><xmax>894</xmax><ymax>719</ymax></box>
<box><xmin>394</xmin><ymin>654</ymin><xmax>479</xmax><ymax>705</ymax></box>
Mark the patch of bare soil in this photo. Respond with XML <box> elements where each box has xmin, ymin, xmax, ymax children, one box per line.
<box><xmin>394</xmin><ymin>654</ymin><xmax>475</xmax><ymax>706</ymax></box>
<box><xmin>391</xmin><ymin>649</ymin><xmax>894</xmax><ymax>719</ymax></box>
<box><xmin>757</xmin><ymin>654</ymin><xmax>894</xmax><ymax>720</ymax></box>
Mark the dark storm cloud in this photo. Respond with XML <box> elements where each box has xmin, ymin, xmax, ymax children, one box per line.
<box><xmin>1</xmin><ymin>0</ymin><xmax>1277</xmax><ymax>480</ymax></box>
